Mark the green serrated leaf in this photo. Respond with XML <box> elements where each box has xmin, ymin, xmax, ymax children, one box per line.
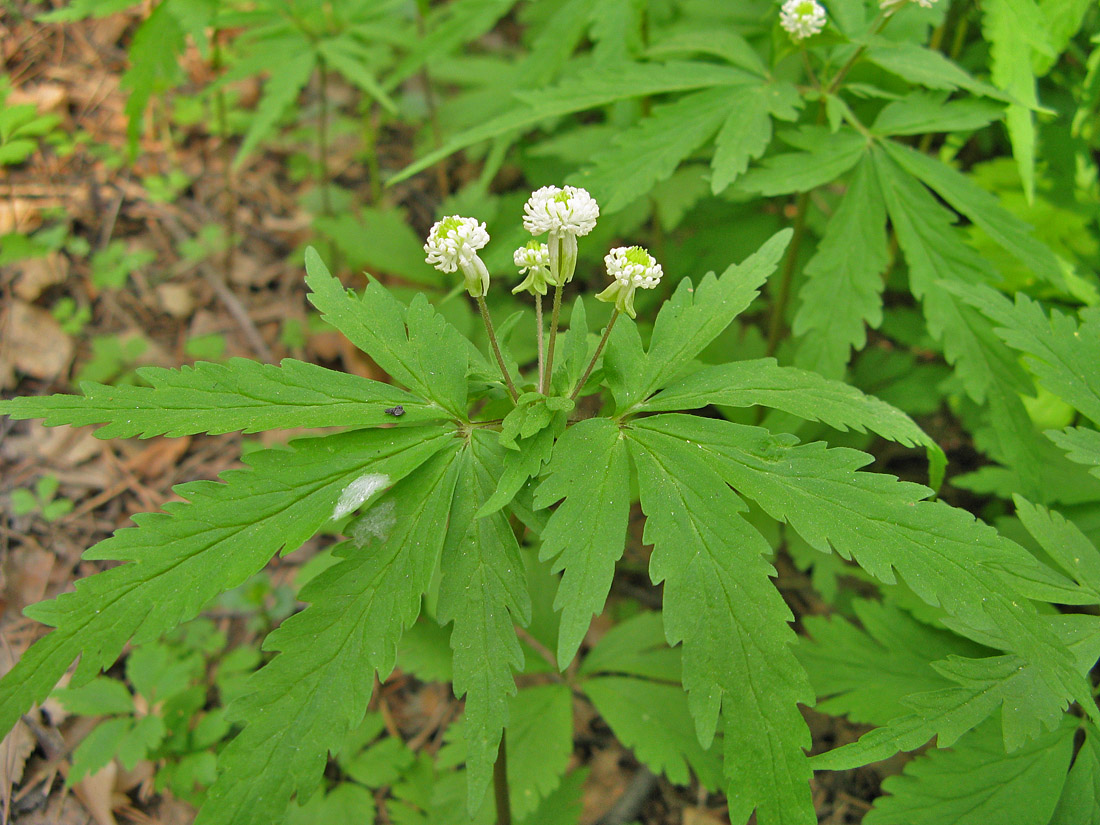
<box><xmin>951</xmin><ymin>286</ymin><xmax>1100</xmax><ymax>426</ymax></box>
<box><xmin>55</xmin><ymin>677</ymin><xmax>134</xmax><ymax>717</ymax></box>
<box><xmin>871</xmin><ymin>91</ymin><xmax>1005</xmax><ymax>137</ymax></box>
<box><xmin>637</xmin><ymin>414</ymin><xmax>1091</xmax><ymax>744</ymax></box>
<box><xmin>304</xmin><ymin>248</ymin><xmax>468</xmax><ymax>417</ymax></box>
<box><xmin>863</xmin><ymin>38</ymin><xmax>1009</xmax><ymax>100</ymax></box>
<box><xmin>883</xmin><ymin>141</ymin><xmax>1060</xmax><ymax>285</ymax></box>
<box><xmin>798</xmin><ymin>600</ymin><xmax>984</xmax><ymax>727</ymax></box>
<box><xmin>641</xmin><ymin>357</ymin><xmax>941</xmax><ymax>465</ymax></box>
<box><xmin>533</xmin><ymin>418</ymin><xmax>631</xmax><ymax>666</ymax></box>
<box><xmin>579</xmin><ymin>611</ymin><xmax>678</xmax><ymax>681</ymax></box>
<box><xmin>69</xmin><ymin>717</ymin><xmax>133</xmax><ymax>783</ymax></box>
<box><xmin>627</xmin><ymin>422</ymin><xmax>815</xmax><ymax>825</ymax></box>
<box><xmin>738</xmin><ymin>126</ymin><xmax>867</xmax><ymax>196</ymax></box>
<box><xmin>646</xmin><ymin>29</ymin><xmax>767</xmax><ymax>76</ymax></box>
<box><xmin>285</xmin><ymin>783</ymin><xmax>377</xmax><ymax>825</ymax></box>
<box><xmin>1050</xmin><ymin>723</ymin><xmax>1100</xmax><ymax>825</ymax></box>
<box><xmin>233</xmin><ymin>48</ymin><xmax>315</xmax><ymax>167</ymax></box>
<box><xmin>318</xmin><ymin>37</ymin><xmax>396</xmax><ymax>113</ymax></box>
<box><xmin>1014</xmin><ymin>495</ymin><xmax>1100</xmax><ymax>597</ymax></box>
<box><xmin>437</xmin><ymin>431</ymin><xmax>531</xmax><ymax>807</ymax></box>
<box><xmin>0</xmin><ymin>358</ymin><xmax>443</xmax><ymax>438</ymax></box>
<box><xmin>315</xmin><ymin>206</ymin><xmax>441</xmax><ymax>286</ymax></box>
<box><xmin>608</xmin><ymin>229</ymin><xmax>791</xmax><ymax>413</ymax></box>
<box><xmin>198</xmin><ymin>447</ymin><xmax>461</xmax><ymax>825</ymax></box>
<box><xmin>813</xmin><ymin>652</ymin><xmax>1069</xmax><ymax>771</ymax></box>
<box><xmin>571</xmin><ymin>87</ymin><xmax>733</xmax><ymax>212</ymax></box>
<box><xmin>391</xmin><ymin>60</ymin><xmax>757</xmax><ymax>184</ymax></box>
<box><xmin>121</xmin><ymin>4</ymin><xmax>186</xmax><ymax>152</ymax></box>
<box><xmin>585</xmin><ymin>676</ymin><xmax>723</xmax><ymax>789</ymax></box>
<box><xmin>864</xmin><ymin>715</ymin><xmax>1074</xmax><ymax>825</ymax></box>
<box><xmin>0</xmin><ymin>426</ymin><xmax>453</xmax><ymax>748</ymax></box>
<box><xmin>711</xmin><ymin>85</ymin><xmax>773</xmax><ymax>193</ymax></box>
<box><xmin>792</xmin><ymin>154</ymin><xmax>888</xmax><ymax>378</ymax></box>
<box><xmin>1049</xmin><ymin>427</ymin><xmax>1100</xmax><ymax>479</ymax></box>
<box><xmin>506</xmin><ymin>684</ymin><xmax>573</xmax><ymax>819</ymax></box>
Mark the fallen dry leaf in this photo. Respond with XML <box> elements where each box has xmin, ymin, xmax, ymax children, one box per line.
<box><xmin>3</xmin><ymin>545</ymin><xmax>55</xmax><ymax>610</ymax></box>
<box><xmin>123</xmin><ymin>437</ymin><xmax>192</xmax><ymax>481</ymax></box>
<box><xmin>0</xmin><ymin>643</ymin><xmax>35</xmax><ymax>819</ymax></box>
<box><xmin>683</xmin><ymin>807</ymin><xmax>728</xmax><ymax>825</ymax></box>
<box><xmin>13</xmin><ymin>252</ymin><xmax>69</xmax><ymax>301</ymax></box>
<box><xmin>0</xmin><ymin>300</ymin><xmax>74</xmax><ymax>388</ymax></box>
<box><xmin>581</xmin><ymin>746</ymin><xmax>629</xmax><ymax>825</ymax></box>
<box><xmin>155</xmin><ymin>283</ymin><xmax>195</xmax><ymax>319</ymax></box>
<box><xmin>74</xmin><ymin>761</ymin><xmax>120</xmax><ymax>825</ymax></box>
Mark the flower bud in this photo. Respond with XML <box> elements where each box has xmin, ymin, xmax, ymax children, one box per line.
<box><xmin>512</xmin><ymin>241</ymin><xmax>552</xmax><ymax>295</ymax></box>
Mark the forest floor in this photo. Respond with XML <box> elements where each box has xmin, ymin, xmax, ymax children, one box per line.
<box><xmin>0</xmin><ymin>9</ymin><xmax>892</xmax><ymax>824</ymax></box>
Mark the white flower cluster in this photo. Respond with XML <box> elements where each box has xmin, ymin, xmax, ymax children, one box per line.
<box><xmin>522</xmin><ymin>185</ymin><xmax>600</xmax><ymax>238</ymax></box>
<box><xmin>779</xmin><ymin>0</ymin><xmax>827</xmax><ymax>41</ymax></box>
<box><xmin>605</xmin><ymin>246</ymin><xmax>663</xmax><ymax>290</ymax></box>
<box><xmin>596</xmin><ymin>246</ymin><xmax>663</xmax><ymax>319</ymax></box>
<box><xmin>881</xmin><ymin>0</ymin><xmax>937</xmax><ymax>12</ymax></box>
<box><xmin>523</xmin><ymin>185</ymin><xmax>600</xmax><ymax>285</ymax></box>
<box><xmin>424</xmin><ymin>215</ymin><xmax>491</xmax><ymax>297</ymax></box>
<box><xmin>512</xmin><ymin>241</ymin><xmax>552</xmax><ymax>295</ymax></box>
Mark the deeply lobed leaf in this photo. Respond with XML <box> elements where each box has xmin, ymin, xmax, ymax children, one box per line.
<box><xmin>198</xmin><ymin>448</ymin><xmax>462</xmax><ymax>825</ymax></box>
<box><xmin>0</xmin><ymin>358</ymin><xmax>444</xmax><ymax>438</ymax></box>
<box><xmin>0</xmin><ymin>425</ymin><xmax>455</xmax><ymax>745</ymax></box>
<box><xmin>627</xmin><ymin>424</ymin><xmax>815</xmax><ymax>825</ymax></box>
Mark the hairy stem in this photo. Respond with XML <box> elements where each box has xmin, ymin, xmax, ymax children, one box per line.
<box><xmin>477</xmin><ymin>295</ymin><xmax>519</xmax><ymax>401</ymax></box>
<box><xmin>571</xmin><ymin>309</ymin><xmax>618</xmax><ymax>402</ymax></box>
<box><xmin>542</xmin><ymin>283</ymin><xmax>564</xmax><ymax>395</ymax></box>
<box><xmin>493</xmin><ymin>736</ymin><xmax>512</xmax><ymax>825</ymax></box>
<box><xmin>535</xmin><ymin>293</ymin><xmax>545</xmax><ymax>392</ymax></box>
<box><xmin>765</xmin><ymin>190</ymin><xmax>810</xmax><ymax>356</ymax></box>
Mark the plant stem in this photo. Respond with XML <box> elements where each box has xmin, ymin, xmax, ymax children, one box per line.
<box><xmin>825</xmin><ymin>11</ymin><xmax>888</xmax><ymax>95</ymax></box>
<box><xmin>535</xmin><ymin>293</ymin><xmax>545</xmax><ymax>392</ymax></box>
<box><xmin>415</xmin><ymin>0</ymin><xmax>449</xmax><ymax>197</ymax></box>
<box><xmin>800</xmin><ymin>48</ymin><xmax>821</xmax><ymax>91</ymax></box>
<box><xmin>317</xmin><ymin>56</ymin><xmax>332</xmax><ymax>218</ymax></box>
<box><xmin>493</xmin><ymin>736</ymin><xmax>512</xmax><ymax>825</ymax></box>
<box><xmin>541</xmin><ymin>283</ymin><xmax>564</xmax><ymax>395</ymax></box>
<box><xmin>765</xmin><ymin>190</ymin><xmax>810</xmax><ymax>356</ymax></box>
<box><xmin>212</xmin><ymin>32</ymin><xmax>237</xmax><ymax>283</ymax></box>
<box><xmin>571</xmin><ymin>310</ymin><xmax>618</xmax><ymax>402</ymax></box>
<box><xmin>477</xmin><ymin>295</ymin><xmax>519</xmax><ymax>401</ymax></box>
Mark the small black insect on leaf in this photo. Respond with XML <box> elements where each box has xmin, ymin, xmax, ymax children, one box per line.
<box><xmin>384</xmin><ymin>405</ymin><xmax>405</xmax><ymax>417</ymax></box>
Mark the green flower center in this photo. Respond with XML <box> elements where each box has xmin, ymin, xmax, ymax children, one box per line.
<box><xmin>796</xmin><ymin>1</ymin><xmax>815</xmax><ymax>15</ymax></box>
<box><xmin>623</xmin><ymin>246</ymin><xmax>653</xmax><ymax>266</ymax></box>
<box><xmin>437</xmin><ymin>216</ymin><xmax>463</xmax><ymax>237</ymax></box>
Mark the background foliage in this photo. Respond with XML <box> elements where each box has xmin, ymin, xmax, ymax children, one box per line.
<box><xmin>1</xmin><ymin>0</ymin><xmax>1098</xmax><ymax>824</ymax></box>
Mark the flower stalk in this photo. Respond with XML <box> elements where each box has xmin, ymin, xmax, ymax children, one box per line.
<box><xmin>571</xmin><ymin>309</ymin><xmax>619</xmax><ymax>402</ymax></box>
<box><xmin>542</xmin><ymin>283</ymin><xmax>565</xmax><ymax>395</ymax></box>
<box><xmin>477</xmin><ymin>295</ymin><xmax>519</xmax><ymax>401</ymax></box>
